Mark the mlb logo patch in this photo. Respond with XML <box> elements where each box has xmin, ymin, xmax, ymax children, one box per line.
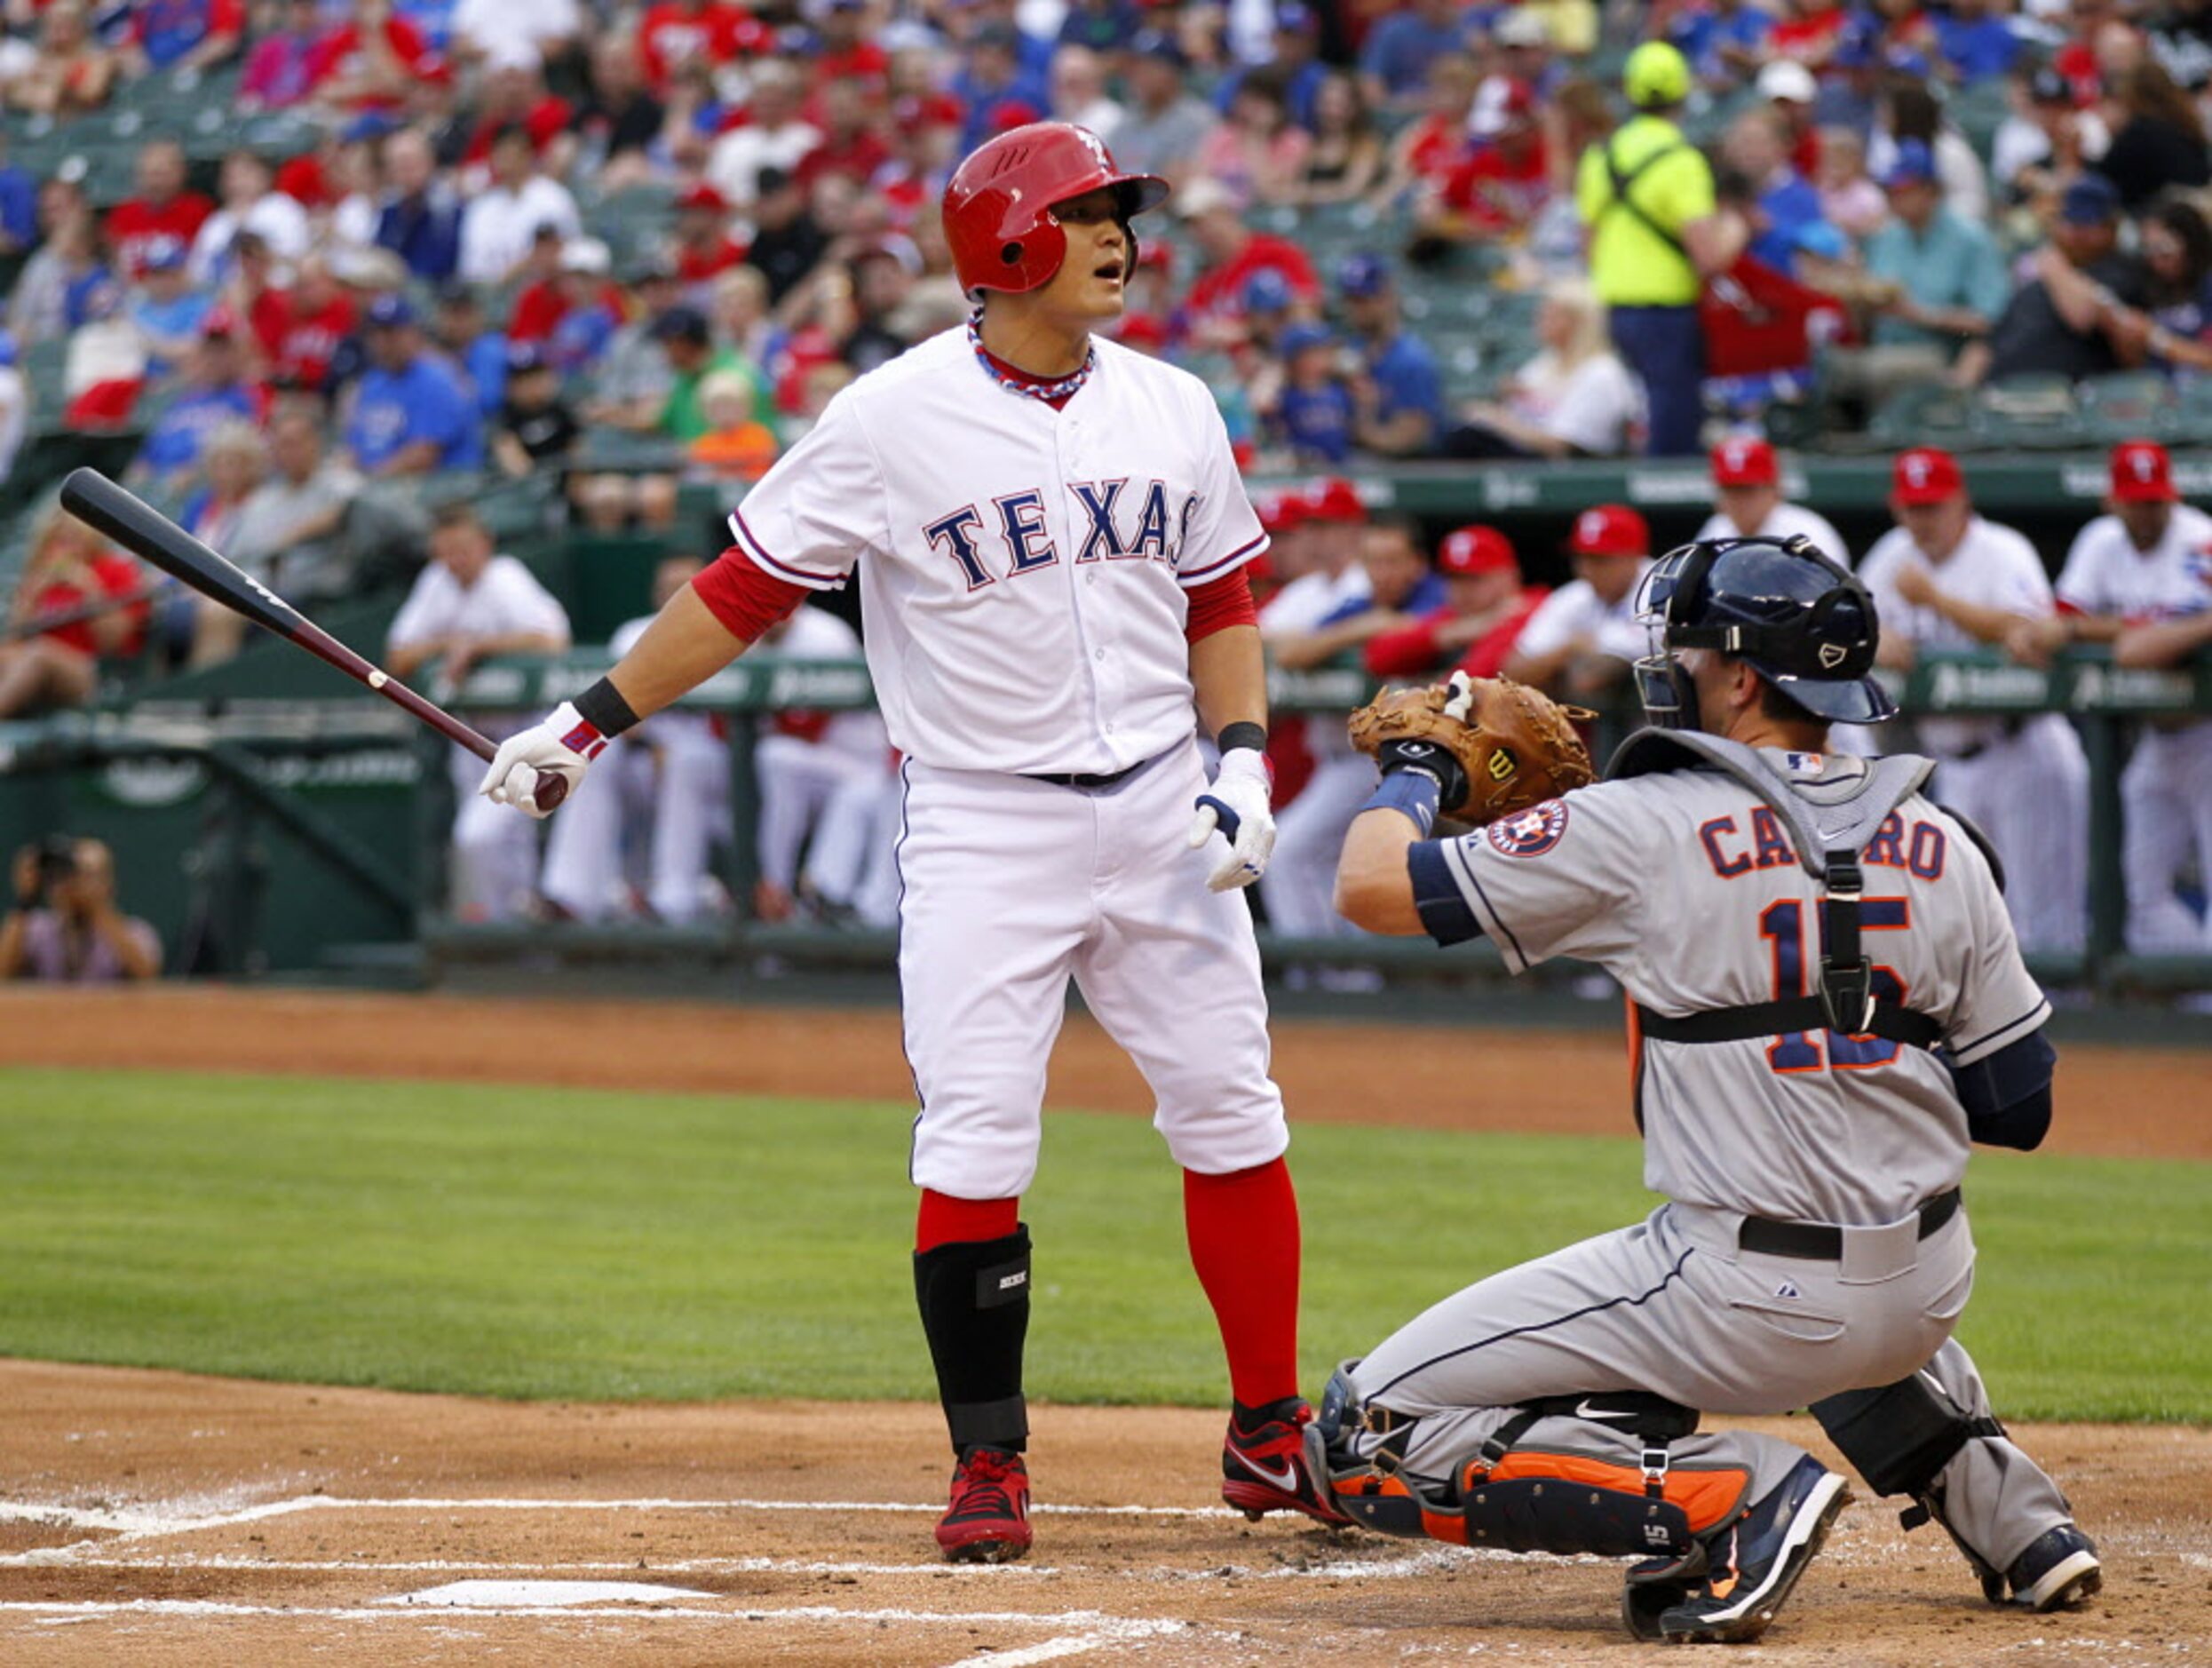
<box><xmin>1785</xmin><ymin>752</ymin><xmax>1824</xmax><ymax>776</ymax></box>
<box><xmin>1487</xmin><ymin>798</ymin><xmax>1571</xmax><ymax>858</ymax></box>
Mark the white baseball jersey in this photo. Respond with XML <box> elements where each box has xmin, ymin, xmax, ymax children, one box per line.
<box><xmin>1859</xmin><ymin>516</ymin><xmax>2051</xmax><ymax>759</ymax></box>
<box><xmin>1419</xmin><ymin>750</ymin><xmax>2045</xmax><ymax>1224</ymax></box>
<box><xmin>726</xmin><ymin>328</ymin><xmax>1266</xmax><ymax>777</ymax></box>
<box><xmin>2053</xmin><ymin>504</ymin><xmax>2212</xmax><ymax>624</ymax></box>
<box><xmin>388</xmin><ymin>553</ymin><xmax>571</xmax><ymax>655</ymax></box>
<box><xmin>1508</xmin><ymin>561</ymin><xmax>1653</xmax><ymax>666</ymax></box>
<box><xmin>1693</xmin><ymin>501</ymin><xmax>1853</xmax><ymax>570</ymax></box>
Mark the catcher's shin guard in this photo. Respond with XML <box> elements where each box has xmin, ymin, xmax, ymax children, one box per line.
<box><xmin>1812</xmin><ymin>1377</ymin><xmax>2010</xmax><ymax>1600</ymax></box>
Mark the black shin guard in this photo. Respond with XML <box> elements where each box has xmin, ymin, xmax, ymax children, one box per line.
<box><xmin>915</xmin><ymin>1227</ymin><xmax>1032</xmax><ymax>1455</ymax></box>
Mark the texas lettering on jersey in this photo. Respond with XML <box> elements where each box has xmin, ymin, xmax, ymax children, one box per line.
<box><xmin>924</xmin><ymin>480</ymin><xmax>1201</xmax><ymax>591</ymax></box>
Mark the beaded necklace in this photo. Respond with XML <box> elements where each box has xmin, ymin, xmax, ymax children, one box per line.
<box><xmin>966</xmin><ymin>310</ymin><xmax>1095</xmax><ymax>404</ymax></box>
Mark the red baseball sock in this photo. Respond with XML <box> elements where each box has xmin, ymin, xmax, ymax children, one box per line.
<box><xmin>916</xmin><ymin>1188</ymin><xmax>1020</xmax><ymax>1251</ymax></box>
<box><xmin>1183</xmin><ymin>1156</ymin><xmax>1301</xmax><ymax>1410</ymax></box>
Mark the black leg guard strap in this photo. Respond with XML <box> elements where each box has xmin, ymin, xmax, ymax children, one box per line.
<box><xmin>915</xmin><ymin>1227</ymin><xmax>1032</xmax><ymax>1455</ymax></box>
<box><xmin>1812</xmin><ymin>1378</ymin><xmax>2002</xmax><ymax>1500</ymax></box>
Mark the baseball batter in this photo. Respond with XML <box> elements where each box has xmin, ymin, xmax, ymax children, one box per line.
<box><xmin>479</xmin><ymin>123</ymin><xmax>1336</xmax><ymax>1562</ymax></box>
<box><xmin>2014</xmin><ymin>441</ymin><xmax>2212</xmax><ymax>951</ymax></box>
<box><xmin>1322</xmin><ymin>536</ymin><xmax>2099</xmax><ymax>1642</ymax></box>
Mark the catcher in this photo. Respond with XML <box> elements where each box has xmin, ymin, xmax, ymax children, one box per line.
<box><xmin>1323</xmin><ymin>536</ymin><xmax>2099</xmax><ymax>1643</ymax></box>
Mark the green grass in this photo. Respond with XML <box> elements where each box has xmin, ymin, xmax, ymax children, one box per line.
<box><xmin>0</xmin><ymin>1068</ymin><xmax>2205</xmax><ymax>1421</ymax></box>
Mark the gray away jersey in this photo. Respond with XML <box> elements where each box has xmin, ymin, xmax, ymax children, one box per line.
<box><xmin>1423</xmin><ymin>749</ymin><xmax>2049</xmax><ymax>1226</ymax></box>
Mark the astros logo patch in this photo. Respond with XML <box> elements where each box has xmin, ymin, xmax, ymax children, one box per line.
<box><xmin>1487</xmin><ymin>798</ymin><xmax>1569</xmax><ymax>858</ymax></box>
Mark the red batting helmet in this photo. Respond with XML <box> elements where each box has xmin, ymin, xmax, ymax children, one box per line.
<box><xmin>942</xmin><ymin>122</ymin><xmax>1169</xmax><ymax>298</ymax></box>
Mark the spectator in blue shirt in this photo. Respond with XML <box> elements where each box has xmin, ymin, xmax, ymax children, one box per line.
<box><xmin>1057</xmin><ymin>0</ymin><xmax>1143</xmax><ymax>53</ymax></box>
<box><xmin>1725</xmin><ymin>106</ymin><xmax>1831</xmax><ymax>274</ymax></box>
<box><xmin>1360</xmin><ymin>0</ymin><xmax>1476</xmax><ymax>108</ymax></box>
<box><xmin>1217</xmin><ymin>4</ymin><xmax>1328</xmax><ymax>130</ymax></box>
<box><xmin>374</xmin><ymin>128</ymin><xmax>464</xmax><ymax>285</ymax></box>
<box><xmin>954</xmin><ymin>26</ymin><xmax>1051</xmax><ymax>154</ymax></box>
<box><xmin>134</xmin><ymin>326</ymin><xmax>265</xmax><ymax>487</ymax></box>
<box><xmin>432</xmin><ymin>285</ymin><xmax>511</xmax><ymax>419</ymax></box>
<box><xmin>1934</xmin><ymin>0</ymin><xmax>2019</xmax><ymax>84</ymax></box>
<box><xmin>0</xmin><ymin>141</ymin><xmax>36</xmax><ymax>256</ymax></box>
<box><xmin>1336</xmin><ymin>252</ymin><xmax>1444</xmax><ymax>457</ymax></box>
<box><xmin>345</xmin><ymin>295</ymin><xmax>482</xmax><ymax>477</ymax></box>
<box><xmin>1269</xmin><ymin>322</ymin><xmax>1357</xmax><ymax>464</ymax></box>
<box><xmin>1670</xmin><ymin>0</ymin><xmax>1772</xmax><ymax>89</ymax></box>
<box><xmin>128</xmin><ymin>235</ymin><xmax>213</xmax><ymax>379</ymax></box>
<box><xmin>123</xmin><ymin>0</ymin><xmax>244</xmax><ymax>75</ymax></box>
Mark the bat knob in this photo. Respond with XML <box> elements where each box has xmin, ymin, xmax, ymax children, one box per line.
<box><xmin>532</xmin><ymin>774</ymin><xmax>570</xmax><ymax>814</ymax></box>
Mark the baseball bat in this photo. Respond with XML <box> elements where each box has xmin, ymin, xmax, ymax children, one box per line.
<box><xmin>57</xmin><ymin>468</ymin><xmax>567</xmax><ymax>812</ymax></box>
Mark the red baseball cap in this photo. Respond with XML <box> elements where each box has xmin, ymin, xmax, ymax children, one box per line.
<box><xmin>1891</xmin><ymin>446</ymin><xmax>1963</xmax><ymax>505</ymax></box>
<box><xmin>1256</xmin><ymin>488</ymin><xmax>1307</xmax><ymax>536</ymax></box>
<box><xmin>1710</xmin><ymin>436</ymin><xmax>1778</xmax><ymax>488</ymax></box>
<box><xmin>677</xmin><ymin>181</ymin><xmax>728</xmax><ymax>214</ymax></box>
<box><xmin>1438</xmin><ymin>524</ymin><xmax>1516</xmax><ymax>576</ymax></box>
<box><xmin>2110</xmin><ymin>438</ymin><xmax>2177</xmax><ymax>503</ymax></box>
<box><xmin>1566</xmin><ymin>504</ymin><xmax>1648</xmax><ymax>558</ymax></box>
<box><xmin>1305</xmin><ymin>476</ymin><xmax>1368</xmax><ymax>524</ymax></box>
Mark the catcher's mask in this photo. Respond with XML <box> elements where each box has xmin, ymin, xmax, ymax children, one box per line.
<box><xmin>1633</xmin><ymin>534</ymin><xmax>1896</xmax><ymax>731</ymax></box>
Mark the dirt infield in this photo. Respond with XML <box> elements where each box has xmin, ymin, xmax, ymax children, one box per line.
<box><xmin>0</xmin><ymin>986</ymin><xmax>2207</xmax><ymax>1665</ymax></box>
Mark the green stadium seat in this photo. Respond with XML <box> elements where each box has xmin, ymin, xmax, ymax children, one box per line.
<box><xmin>1969</xmin><ymin>372</ymin><xmax>2079</xmax><ymax>449</ymax></box>
<box><xmin>2170</xmin><ymin>373</ymin><xmax>2212</xmax><ymax>442</ymax></box>
<box><xmin>1867</xmin><ymin>381</ymin><xmax>1977</xmax><ymax>450</ymax></box>
<box><xmin>2077</xmin><ymin>369</ymin><xmax>2177</xmax><ymax>444</ymax></box>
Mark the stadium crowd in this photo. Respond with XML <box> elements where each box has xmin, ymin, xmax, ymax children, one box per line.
<box><xmin>0</xmin><ymin>0</ymin><xmax>2208</xmax><ymax>965</ymax></box>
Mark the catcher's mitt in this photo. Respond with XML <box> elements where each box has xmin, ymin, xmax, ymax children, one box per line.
<box><xmin>1347</xmin><ymin>673</ymin><xmax>1597</xmax><ymax>823</ymax></box>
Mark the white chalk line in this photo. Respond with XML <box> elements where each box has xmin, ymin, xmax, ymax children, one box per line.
<box><xmin>2</xmin><ymin>1553</ymin><xmax>1058</xmax><ymax>1578</ymax></box>
<box><xmin>0</xmin><ymin>1598</ymin><xmax>1193</xmax><ymax>1630</ymax></box>
<box><xmin>957</xmin><ymin>1626</ymin><xmax>1183</xmax><ymax>1668</ymax></box>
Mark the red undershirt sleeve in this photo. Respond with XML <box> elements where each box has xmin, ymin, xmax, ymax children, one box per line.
<box><xmin>1184</xmin><ymin>568</ymin><xmax>1258</xmax><ymax>644</ymax></box>
<box><xmin>692</xmin><ymin>547</ymin><xmax>811</xmax><ymax>643</ymax></box>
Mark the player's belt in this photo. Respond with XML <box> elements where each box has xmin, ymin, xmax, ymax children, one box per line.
<box><xmin>1738</xmin><ymin>1187</ymin><xmax>1962</xmax><ymax>1261</ymax></box>
<box><xmin>1022</xmin><ymin>753</ymin><xmax>1159</xmax><ymax>790</ymax></box>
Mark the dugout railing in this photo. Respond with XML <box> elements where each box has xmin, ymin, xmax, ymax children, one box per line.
<box><xmin>7</xmin><ymin>645</ymin><xmax>2195</xmax><ymax>995</ymax></box>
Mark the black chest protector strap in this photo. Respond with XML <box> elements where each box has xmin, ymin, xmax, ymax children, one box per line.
<box><xmin>1610</xmin><ymin>730</ymin><xmax>1946</xmax><ymax>1052</ymax></box>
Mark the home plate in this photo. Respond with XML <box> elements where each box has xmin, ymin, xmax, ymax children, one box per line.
<box><xmin>381</xmin><ymin>1580</ymin><xmax>714</xmax><ymax>1608</ymax></box>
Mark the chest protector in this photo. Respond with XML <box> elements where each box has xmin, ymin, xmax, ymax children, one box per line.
<box><xmin>1609</xmin><ymin>729</ymin><xmax>1945</xmax><ymax>1052</ymax></box>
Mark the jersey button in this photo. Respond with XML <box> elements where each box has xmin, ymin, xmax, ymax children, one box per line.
<box><xmin>1094</xmin><ymin>647</ymin><xmax>1106</xmax><ymax>660</ymax></box>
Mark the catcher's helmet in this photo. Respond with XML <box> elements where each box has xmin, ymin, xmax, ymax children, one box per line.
<box><xmin>1634</xmin><ymin>534</ymin><xmax>1896</xmax><ymax>727</ymax></box>
<box><xmin>942</xmin><ymin>122</ymin><xmax>1169</xmax><ymax>298</ymax></box>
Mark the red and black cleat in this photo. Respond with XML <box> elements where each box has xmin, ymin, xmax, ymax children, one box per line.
<box><xmin>1222</xmin><ymin>1398</ymin><xmax>1351</xmax><ymax>1525</ymax></box>
<box><xmin>936</xmin><ymin>1445</ymin><xmax>1033</xmax><ymax>1563</ymax></box>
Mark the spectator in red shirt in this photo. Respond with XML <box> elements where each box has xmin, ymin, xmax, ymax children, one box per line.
<box><xmin>256</xmin><ymin>253</ymin><xmax>357</xmax><ymax>392</ymax></box>
<box><xmin>305</xmin><ymin>0</ymin><xmax>431</xmax><ymax>113</ymax></box>
<box><xmin>1363</xmin><ymin>525</ymin><xmax>1551</xmax><ymax>681</ymax></box>
<box><xmin>807</xmin><ymin>0</ymin><xmax>892</xmax><ymax>94</ymax></box>
<box><xmin>1177</xmin><ymin>177</ymin><xmax>1320</xmax><ymax>349</ymax></box>
<box><xmin>107</xmin><ymin>140</ymin><xmax>216</xmax><ymax>284</ymax></box>
<box><xmin>1415</xmin><ymin>75</ymin><xmax>1548</xmax><ymax>249</ymax></box>
<box><xmin>639</xmin><ymin>0</ymin><xmax>771</xmax><ymax>94</ymax></box>
<box><xmin>461</xmin><ymin>57</ymin><xmax>576</xmax><ymax>178</ymax></box>
<box><xmin>795</xmin><ymin>79</ymin><xmax>892</xmax><ymax>194</ymax></box>
<box><xmin>1369</xmin><ymin>52</ymin><xmax>1480</xmax><ymax>210</ymax></box>
<box><xmin>1768</xmin><ymin>0</ymin><xmax>1855</xmax><ymax>68</ymax></box>
<box><xmin>0</xmin><ymin>510</ymin><xmax>147</xmax><ymax>719</ymax></box>
<box><xmin>671</xmin><ymin>183</ymin><xmax>749</xmax><ymax>292</ymax></box>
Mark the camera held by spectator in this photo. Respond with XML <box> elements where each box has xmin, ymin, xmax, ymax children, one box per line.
<box><xmin>1</xmin><ymin>836</ymin><xmax>162</xmax><ymax>983</ymax></box>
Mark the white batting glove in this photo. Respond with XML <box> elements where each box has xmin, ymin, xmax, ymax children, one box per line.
<box><xmin>477</xmin><ymin>701</ymin><xmax>605</xmax><ymax>819</ymax></box>
<box><xmin>1187</xmin><ymin>746</ymin><xmax>1276</xmax><ymax>892</ymax></box>
<box><xmin>1442</xmin><ymin>669</ymin><xmax>1478</xmax><ymax>719</ymax></box>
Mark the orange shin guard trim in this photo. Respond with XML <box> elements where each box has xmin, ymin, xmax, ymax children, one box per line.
<box><xmin>1485</xmin><ymin>1450</ymin><xmax>1751</xmax><ymax>1535</ymax></box>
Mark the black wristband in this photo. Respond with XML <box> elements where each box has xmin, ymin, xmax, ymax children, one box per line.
<box><xmin>574</xmin><ymin>677</ymin><xmax>641</xmax><ymax>739</ymax></box>
<box><xmin>1217</xmin><ymin>721</ymin><xmax>1267</xmax><ymax>755</ymax></box>
<box><xmin>1378</xmin><ymin>736</ymin><xmax>1469</xmax><ymax>812</ymax></box>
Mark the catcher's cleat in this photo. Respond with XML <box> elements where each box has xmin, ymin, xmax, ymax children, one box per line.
<box><xmin>1621</xmin><ymin>1543</ymin><xmax>1712</xmax><ymax>1641</ymax></box>
<box><xmin>935</xmin><ymin>1445</ymin><xmax>1032</xmax><ymax>1563</ymax></box>
<box><xmin>1656</xmin><ymin>1455</ymin><xmax>1850</xmax><ymax>1645</ymax></box>
<box><xmin>2002</xmin><ymin>1523</ymin><xmax>2102</xmax><ymax>1613</ymax></box>
<box><xmin>1221</xmin><ymin>1399</ymin><xmax>1350</xmax><ymax>1526</ymax></box>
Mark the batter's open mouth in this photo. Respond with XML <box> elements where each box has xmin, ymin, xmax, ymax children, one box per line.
<box><xmin>1094</xmin><ymin>258</ymin><xmax>1125</xmax><ymax>282</ymax></box>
